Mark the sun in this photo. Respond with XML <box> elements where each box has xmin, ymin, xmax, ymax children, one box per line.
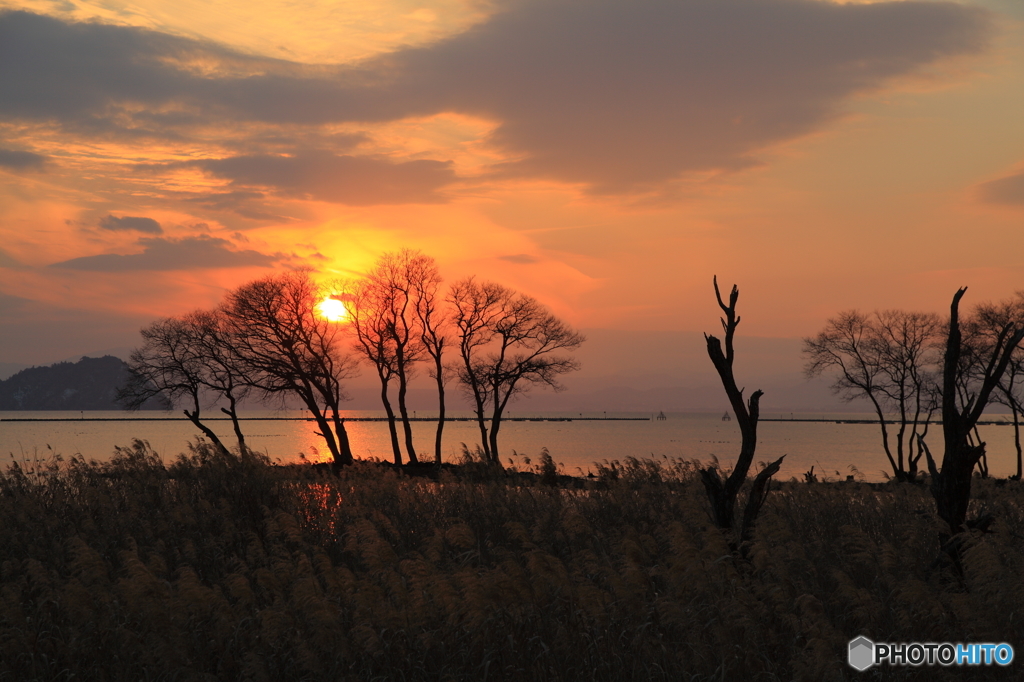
<box><xmin>317</xmin><ymin>296</ymin><xmax>348</xmax><ymax>322</ymax></box>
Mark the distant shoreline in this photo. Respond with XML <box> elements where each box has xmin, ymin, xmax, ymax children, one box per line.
<box><xmin>0</xmin><ymin>416</ymin><xmax>650</xmax><ymax>423</ymax></box>
<box><xmin>1</xmin><ymin>416</ymin><xmax>1016</xmax><ymax>426</ymax></box>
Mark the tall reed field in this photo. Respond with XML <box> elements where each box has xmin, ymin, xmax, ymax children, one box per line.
<box><xmin>1</xmin><ymin>441</ymin><xmax>1022</xmax><ymax>681</ymax></box>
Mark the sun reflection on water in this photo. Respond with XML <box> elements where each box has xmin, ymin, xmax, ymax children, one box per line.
<box><xmin>296</xmin><ymin>482</ymin><xmax>344</xmax><ymax>536</ymax></box>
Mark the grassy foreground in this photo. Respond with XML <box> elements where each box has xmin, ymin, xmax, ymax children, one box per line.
<box><xmin>2</xmin><ymin>443</ymin><xmax>1023</xmax><ymax>681</ymax></box>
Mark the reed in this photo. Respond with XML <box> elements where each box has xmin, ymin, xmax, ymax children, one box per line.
<box><xmin>1</xmin><ymin>443</ymin><xmax>1021</xmax><ymax>680</ymax></box>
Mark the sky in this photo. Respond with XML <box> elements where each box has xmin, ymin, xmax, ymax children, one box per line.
<box><xmin>1</xmin><ymin>0</ymin><xmax>1023</xmax><ymax>406</ymax></box>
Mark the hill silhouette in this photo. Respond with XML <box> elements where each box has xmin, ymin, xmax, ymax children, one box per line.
<box><xmin>0</xmin><ymin>355</ymin><xmax>167</xmax><ymax>410</ymax></box>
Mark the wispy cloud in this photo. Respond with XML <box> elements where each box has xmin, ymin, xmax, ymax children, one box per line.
<box><xmin>187</xmin><ymin>151</ymin><xmax>455</xmax><ymax>205</ymax></box>
<box><xmin>98</xmin><ymin>214</ymin><xmax>163</xmax><ymax>234</ymax></box>
<box><xmin>978</xmin><ymin>170</ymin><xmax>1024</xmax><ymax>206</ymax></box>
<box><xmin>49</xmin><ymin>235</ymin><xmax>282</xmax><ymax>271</ymax></box>
<box><xmin>499</xmin><ymin>254</ymin><xmax>539</xmax><ymax>264</ymax></box>
<box><xmin>0</xmin><ymin>148</ymin><xmax>47</xmax><ymax>171</ymax></box>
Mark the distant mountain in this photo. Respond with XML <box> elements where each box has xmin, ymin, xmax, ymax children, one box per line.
<box><xmin>0</xmin><ymin>355</ymin><xmax>166</xmax><ymax>410</ymax></box>
<box><xmin>0</xmin><ymin>362</ymin><xmax>29</xmax><ymax>381</ymax></box>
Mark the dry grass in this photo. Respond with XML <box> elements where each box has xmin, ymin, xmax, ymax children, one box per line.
<box><xmin>1</xmin><ymin>443</ymin><xmax>1022</xmax><ymax>681</ymax></box>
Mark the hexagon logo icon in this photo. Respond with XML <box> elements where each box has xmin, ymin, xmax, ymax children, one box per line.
<box><xmin>848</xmin><ymin>636</ymin><xmax>875</xmax><ymax>671</ymax></box>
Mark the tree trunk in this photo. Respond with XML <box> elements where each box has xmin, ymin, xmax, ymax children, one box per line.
<box><xmin>699</xmin><ymin>278</ymin><xmax>782</xmax><ymax>538</ymax></box>
<box><xmin>488</xmin><ymin>410</ymin><xmax>501</xmax><ymax>465</ymax></box>
<box><xmin>378</xmin><ymin>378</ymin><xmax>402</xmax><ymax>465</ymax></box>
<box><xmin>927</xmin><ymin>287</ymin><xmax>1024</xmax><ymax>534</ymax></box>
<box><xmin>928</xmin><ymin>441</ymin><xmax>985</xmax><ymax>532</ymax></box>
<box><xmin>1012</xmin><ymin>400</ymin><xmax>1022</xmax><ymax>480</ymax></box>
<box><xmin>433</xmin><ymin>368</ymin><xmax>446</xmax><ymax>466</ymax></box>
<box><xmin>330</xmin><ymin>410</ymin><xmax>354</xmax><ymax>465</ymax></box>
<box><xmin>309</xmin><ymin>408</ymin><xmax>342</xmax><ymax>463</ymax></box>
<box><xmin>740</xmin><ymin>455</ymin><xmax>786</xmax><ymax>545</ymax></box>
<box><xmin>396</xmin><ymin>370</ymin><xmax>418</xmax><ymax>464</ymax></box>
<box><xmin>183</xmin><ymin>408</ymin><xmax>231</xmax><ymax>457</ymax></box>
<box><xmin>221</xmin><ymin>399</ymin><xmax>246</xmax><ymax>453</ymax></box>
<box><xmin>472</xmin><ymin>395</ymin><xmax>490</xmax><ymax>461</ymax></box>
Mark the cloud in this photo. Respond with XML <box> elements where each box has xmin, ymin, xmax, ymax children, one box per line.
<box><xmin>0</xmin><ymin>10</ymin><xmax>370</xmax><ymax>131</ymax></box>
<box><xmin>98</xmin><ymin>214</ymin><xmax>163</xmax><ymax>234</ymax></box>
<box><xmin>499</xmin><ymin>254</ymin><xmax>539</xmax><ymax>264</ymax></box>
<box><xmin>978</xmin><ymin>170</ymin><xmax>1024</xmax><ymax>206</ymax></box>
<box><xmin>0</xmin><ymin>248</ymin><xmax>21</xmax><ymax>268</ymax></box>
<box><xmin>369</xmin><ymin>0</ymin><xmax>992</xmax><ymax>191</ymax></box>
<box><xmin>1</xmin><ymin>2</ymin><xmax>993</xmax><ymax>192</ymax></box>
<box><xmin>0</xmin><ymin>148</ymin><xmax>47</xmax><ymax>171</ymax></box>
<box><xmin>179</xmin><ymin>191</ymin><xmax>291</xmax><ymax>221</ymax></box>
<box><xmin>49</xmin><ymin>235</ymin><xmax>281</xmax><ymax>271</ymax></box>
<box><xmin>163</xmin><ymin>150</ymin><xmax>455</xmax><ymax>205</ymax></box>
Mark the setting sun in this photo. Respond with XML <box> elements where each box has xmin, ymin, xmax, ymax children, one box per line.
<box><xmin>317</xmin><ymin>296</ymin><xmax>348</xmax><ymax>322</ymax></box>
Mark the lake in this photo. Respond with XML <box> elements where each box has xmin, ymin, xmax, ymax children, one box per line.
<box><xmin>2</xmin><ymin>410</ymin><xmax>1021</xmax><ymax>482</ymax></box>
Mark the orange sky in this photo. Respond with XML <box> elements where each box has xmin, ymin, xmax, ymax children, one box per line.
<box><xmin>2</xmin><ymin>0</ymin><xmax>1023</xmax><ymax>394</ymax></box>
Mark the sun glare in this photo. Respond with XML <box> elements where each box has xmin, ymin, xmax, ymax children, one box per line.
<box><xmin>317</xmin><ymin>296</ymin><xmax>348</xmax><ymax>322</ymax></box>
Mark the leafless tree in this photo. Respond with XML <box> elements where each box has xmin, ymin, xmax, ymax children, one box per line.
<box><xmin>1003</xmin><ymin>349</ymin><xmax>1024</xmax><ymax>480</ymax></box>
<box><xmin>118</xmin><ymin>315</ymin><xmax>233</xmax><ymax>455</ymax></box>
<box><xmin>922</xmin><ymin>288</ymin><xmax>1024</xmax><ymax>538</ymax></box>
<box><xmin>345</xmin><ymin>250</ymin><xmax>437</xmax><ymax>465</ymax></box>
<box><xmin>803</xmin><ymin>309</ymin><xmax>942</xmax><ymax>481</ymax></box>
<box><xmin>184</xmin><ymin>309</ymin><xmax>251</xmax><ymax>452</ymax></box>
<box><xmin>372</xmin><ymin>251</ymin><xmax>428</xmax><ymax>463</ymax></box>
<box><xmin>959</xmin><ymin>293</ymin><xmax>1024</xmax><ymax>479</ymax></box>
<box><xmin>346</xmin><ymin>277</ymin><xmax>404</xmax><ymax>464</ymax></box>
<box><xmin>449</xmin><ymin>278</ymin><xmax>584</xmax><ymax>464</ymax></box>
<box><xmin>410</xmin><ymin>255</ymin><xmax>449</xmax><ymax>466</ymax></box>
<box><xmin>699</xmin><ymin>278</ymin><xmax>784</xmax><ymax>544</ymax></box>
<box><xmin>222</xmin><ymin>270</ymin><xmax>358</xmax><ymax>465</ymax></box>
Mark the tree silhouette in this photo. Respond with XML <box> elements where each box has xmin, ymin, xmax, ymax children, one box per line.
<box><xmin>449</xmin><ymin>278</ymin><xmax>584</xmax><ymax>464</ymax></box>
<box><xmin>119</xmin><ymin>314</ymin><xmax>234</xmax><ymax>455</ymax></box>
<box><xmin>222</xmin><ymin>270</ymin><xmax>358</xmax><ymax>466</ymax></box>
<box><xmin>699</xmin><ymin>277</ymin><xmax>784</xmax><ymax>545</ymax></box>
<box><xmin>804</xmin><ymin>309</ymin><xmax>941</xmax><ymax>481</ymax></box>
<box><xmin>410</xmin><ymin>255</ymin><xmax>450</xmax><ymax>466</ymax></box>
<box><xmin>923</xmin><ymin>288</ymin><xmax>1024</xmax><ymax>538</ymax></box>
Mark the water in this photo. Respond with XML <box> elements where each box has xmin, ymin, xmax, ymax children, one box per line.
<box><xmin>1</xmin><ymin>410</ymin><xmax>1021</xmax><ymax>482</ymax></box>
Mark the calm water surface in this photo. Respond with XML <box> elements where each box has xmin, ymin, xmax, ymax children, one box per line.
<box><xmin>2</xmin><ymin>410</ymin><xmax>1021</xmax><ymax>482</ymax></box>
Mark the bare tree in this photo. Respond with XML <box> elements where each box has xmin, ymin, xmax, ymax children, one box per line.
<box><xmin>998</xmin><ymin>343</ymin><xmax>1024</xmax><ymax>480</ymax></box>
<box><xmin>959</xmin><ymin>293</ymin><xmax>1024</xmax><ymax>479</ymax></box>
<box><xmin>346</xmin><ymin>250</ymin><xmax>439</xmax><ymax>465</ymax></box>
<box><xmin>922</xmin><ymin>288</ymin><xmax>1024</xmax><ymax>537</ymax></box>
<box><xmin>803</xmin><ymin>309</ymin><xmax>941</xmax><ymax>481</ymax></box>
<box><xmin>222</xmin><ymin>270</ymin><xmax>358</xmax><ymax>466</ymax></box>
<box><xmin>185</xmin><ymin>309</ymin><xmax>251</xmax><ymax>452</ymax></box>
<box><xmin>699</xmin><ymin>278</ymin><xmax>784</xmax><ymax>544</ymax></box>
<box><xmin>410</xmin><ymin>255</ymin><xmax>449</xmax><ymax>466</ymax></box>
<box><xmin>346</xmin><ymin>278</ymin><xmax>404</xmax><ymax>464</ymax></box>
<box><xmin>118</xmin><ymin>315</ymin><xmax>233</xmax><ymax>455</ymax></box>
<box><xmin>449</xmin><ymin>279</ymin><xmax>506</xmax><ymax>460</ymax></box>
<box><xmin>374</xmin><ymin>251</ymin><xmax>427</xmax><ymax>463</ymax></box>
<box><xmin>449</xmin><ymin>278</ymin><xmax>584</xmax><ymax>464</ymax></box>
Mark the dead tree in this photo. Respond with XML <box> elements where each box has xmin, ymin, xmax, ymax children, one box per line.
<box><xmin>924</xmin><ymin>288</ymin><xmax>1024</xmax><ymax>535</ymax></box>
<box><xmin>699</xmin><ymin>277</ymin><xmax>785</xmax><ymax>543</ymax></box>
